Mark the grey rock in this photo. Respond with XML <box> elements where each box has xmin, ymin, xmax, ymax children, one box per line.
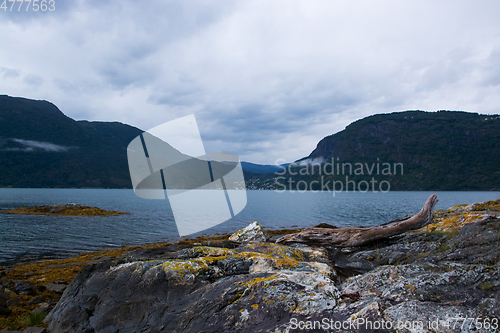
<box><xmin>172</xmin><ymin>246</ymin><xmax>235</xmax><ymax>260</ymax></box>
<box><xmin>37</xmin><ymin>302</ymin><xmax>51</xmax><ymax>311</ymax></box>
<box><xmin>46</xmin><ymin>244</ymin><xmax>339</xmax><ymax>333</ymax></box>
<box><xmin>31</xmin><ymin>307</ymin><xmax>46</xmax><ymax>316</ymax></box>
<box><xmin>443</xmin><ymin>215</ymin><xmax>500</xmax><ymax>265</ymax></box>
<box><xmin>22</xmin><ymin>328</ymin><xmax>46</xmax><ymax>333</ymax></box>
<box><xmin>228</xmin><ymin>221</ymin><xmax>268</xmax><ymax>243</ymax></box>
<box><xmin>290</xmin><ymin>244</ymin><xmax>331</xmax><ymax>264</ymax></box>
<box><xmin>14</xmin><ymin>280</ymin><xmax>34</xmax><ymax>296</ymax></box>
<box><xmin>44</xmin><ymin>282</ymin><xmax>66</xmax><ymax>294</ymax></box>
<box><xmin>28</xmin><ymin>294</ymin><xmax>45</xmax><ymax>305</ymax></box>
<box><xmin>337</xmin><ymin>262</ymin><xmax>500</xmax><ymax>332</ymax></box>
<box><xmin>216</xmin><ymin>256</ymin><xmax>252</xmax><ymax>276</ymax></box>
<box><xmin>327</xmin><ymin>216</ymin><xmax>500</xmax><ymax>274</ymax></box>
<box><xmin>0</xmin><ymin>289</ymin><xmax>9</xmax><ymax>307</ymax></box>
<box><xmin>6</xmin><ymin>297</ymin><xmax>23</xmax><ymax>307</ymax></box>
<box><xmin>2</xmin><ymin>280</ymin><xmax>13</xmax><ymax>288</ymax></box>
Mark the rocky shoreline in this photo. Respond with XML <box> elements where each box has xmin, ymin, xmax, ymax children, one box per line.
<box><xmin>1</xmin><ymin>198</ymin><xmax>499</xmax><ymax>332</ymax></box>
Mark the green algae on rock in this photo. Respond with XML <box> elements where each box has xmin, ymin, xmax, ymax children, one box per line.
<box><xmin>1</xmin><ymin>203</ymin><xmax>129</xmax><ymax>216</ymax></box>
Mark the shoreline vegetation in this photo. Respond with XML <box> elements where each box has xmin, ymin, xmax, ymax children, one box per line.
<box><xmin>1</xmin><ymin>199</ymin><xmax>499</xmax><ymax>331</ymax></box>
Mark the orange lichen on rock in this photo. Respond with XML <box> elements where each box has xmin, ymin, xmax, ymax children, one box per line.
<box><xmin>471</xmin><ymin>199</ymin><xmax>500</xmax><ymax>212</ymax></box>
<box><xmin>423</xmin><ymin>199</ymin><xmax>500</xmax><ymax>233</ymax></box>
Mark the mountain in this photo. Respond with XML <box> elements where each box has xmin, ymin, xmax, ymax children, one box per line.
<box><xmin>0</xmin><ymin>95</ymin><xmax>250</xmax><ymax>189</ymax></box>
<box><xmin>240</xmin><ymin>162</ymin><xmax>287</xmax><ymax>174</ymax></box>
<box><xmin>2</xmin><ymin>97</ymin><xmax>499</xmax><ymax>190</ymax></box>
<box><xmin>0</xmin><ymin>95</ymin><xmax>142</xmax><ymax>188</ymax></box>
<box><xmin>285</xmin><ymin>110</ymin><xmax>500</xmax><ymax>190</ymax></box>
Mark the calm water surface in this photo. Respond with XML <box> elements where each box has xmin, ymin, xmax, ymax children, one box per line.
<box><xmin>1</xmin><ymin>189</ymin><xmax>499</xmax><ymax>265</ymax></box>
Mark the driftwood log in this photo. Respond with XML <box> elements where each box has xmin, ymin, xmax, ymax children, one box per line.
<box><xmin>276</xmin><ymin>194</ymin><xmax>438</xmax><ymax>247</ymax></box>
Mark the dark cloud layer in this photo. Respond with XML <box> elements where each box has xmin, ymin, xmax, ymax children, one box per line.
<box><xmin>1</xmin><ymin>0</ymin><xmax>499</xmax><ymax>163</ymax></box>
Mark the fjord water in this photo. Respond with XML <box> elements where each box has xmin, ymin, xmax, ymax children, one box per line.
<box><xmin>1</xmin><ymin>188</ymin><xmax>499</xmax><ymax>265</ymax></box>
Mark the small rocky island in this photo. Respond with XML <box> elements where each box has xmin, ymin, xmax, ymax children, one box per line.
<box><xmin>1</xmin><ymin>203</ymin><xmax>128</xmax><ymax>216</ymax></box>
<box><xmin>0</xmin><ymin>197</ymin><xmax>499</xmax><ymax>332</ymax></box>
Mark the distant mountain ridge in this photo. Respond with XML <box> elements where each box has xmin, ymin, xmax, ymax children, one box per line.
<box><xmin>1</xmin><ymin>96</ymin><xmax>499</xmax><ymax>190</ymax></box>
<box><xmin>289</xmin><ymin>110</ymin><xmax>500</xmax><ymax>190</ymax></box>
<box><xmin>0</xmin><ymin>95</ymin><xmax>143</xmax><ymax>188</ymax></box>
<box><xmin>301</xmin><ymin>110</ymin><xmax>500</xmax><ymax>161</ymax></box>
<box><xmin>239</xmin><ymin>162</ymin><xmax>286</xmax><ymax>174</ymax></box>
<box><xmin>0</xmin><ymin>95</ymin><xmax>262</xmax><ymax>188</ymax></box>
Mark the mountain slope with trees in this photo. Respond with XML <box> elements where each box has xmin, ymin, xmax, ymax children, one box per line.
<box><xmin>0</xmin><ymin>95</ymin><xmax>142</xmax><ymax>188</ymax></box>
<box><xmin>274</xmin><ymin>110</ymin><xmax>500</xmax><ymax>190</ymax></box>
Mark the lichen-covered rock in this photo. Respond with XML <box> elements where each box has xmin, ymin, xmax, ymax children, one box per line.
<box><xmin>229</xmin><ymin>221</ymin><xmax>268</xmax><ymax>243</ymax></box>
<box><xmin>383</xmin><ymin>299</ymin><xmax>499</xmax><ymax>333</ymax></box>
<box><xmin>45</xmin><ymin>242</ymin><xmax>338</xmax><ymax>332</ymax></box>
<box><xmin>290</xmin><ymin>244</ymin><xmax>331</xmax><ymax>264</ymax></box>
<box><xmin>327</xmin><ymin>214</ymin><xmax>500</xmax><ymax>274</ymax></box>
<box><xmin>424</xmin><ymin>199</ymin><xmax>500</xmax><ymax>232</ymax></box>
<box><xmin>342</xmin><ymin>263</ymin><xmax>499</xmax><ymax>303</ymax></box>
<box><xmin>334</xmin><ymin>262</ymin><xmax>500</xmax><ymax>332</ymax></box>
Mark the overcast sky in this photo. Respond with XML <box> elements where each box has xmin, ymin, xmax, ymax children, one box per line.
<box><xmin>1</xmin><ymin>0</ymin><xmax>499</xmax><ymax>164</ymax></box>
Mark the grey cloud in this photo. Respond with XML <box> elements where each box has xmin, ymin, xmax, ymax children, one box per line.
<box><xmin>481</xmin><ymin>48</ymin><xmax>500</xmax><ymax>87</ymax></box>
<box><xmin>1</xmin><ymin>67</ymin><xmax>20</xmax><ymax>79</ymax></box>
<box><xmin>23</xmin><ymin>74</ymin><xmax>44</xmax><ymax>87</ymax></box>
<box><xmin>414</xmin><ymin>50</ymin><xmax>477</xmax><ymax>91</ymax></box>
<box><xmin>195</xmin><ymin>76</ymin><xmax>366</xmax><ymax>142</ymax></box>
<box><xmin>81</xmin><ymin>1</ymin><xmax>239</xmax><ymax>89</ymax></box>
<box><xmin>53</xmin><ymin>78</ymin><xmax>79</xmax><ymax>94</ymax></box>
<box><xmin>147</xmin><ymin>74</ymin><xmax>202</xmax><ymax>106</ymax></box>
